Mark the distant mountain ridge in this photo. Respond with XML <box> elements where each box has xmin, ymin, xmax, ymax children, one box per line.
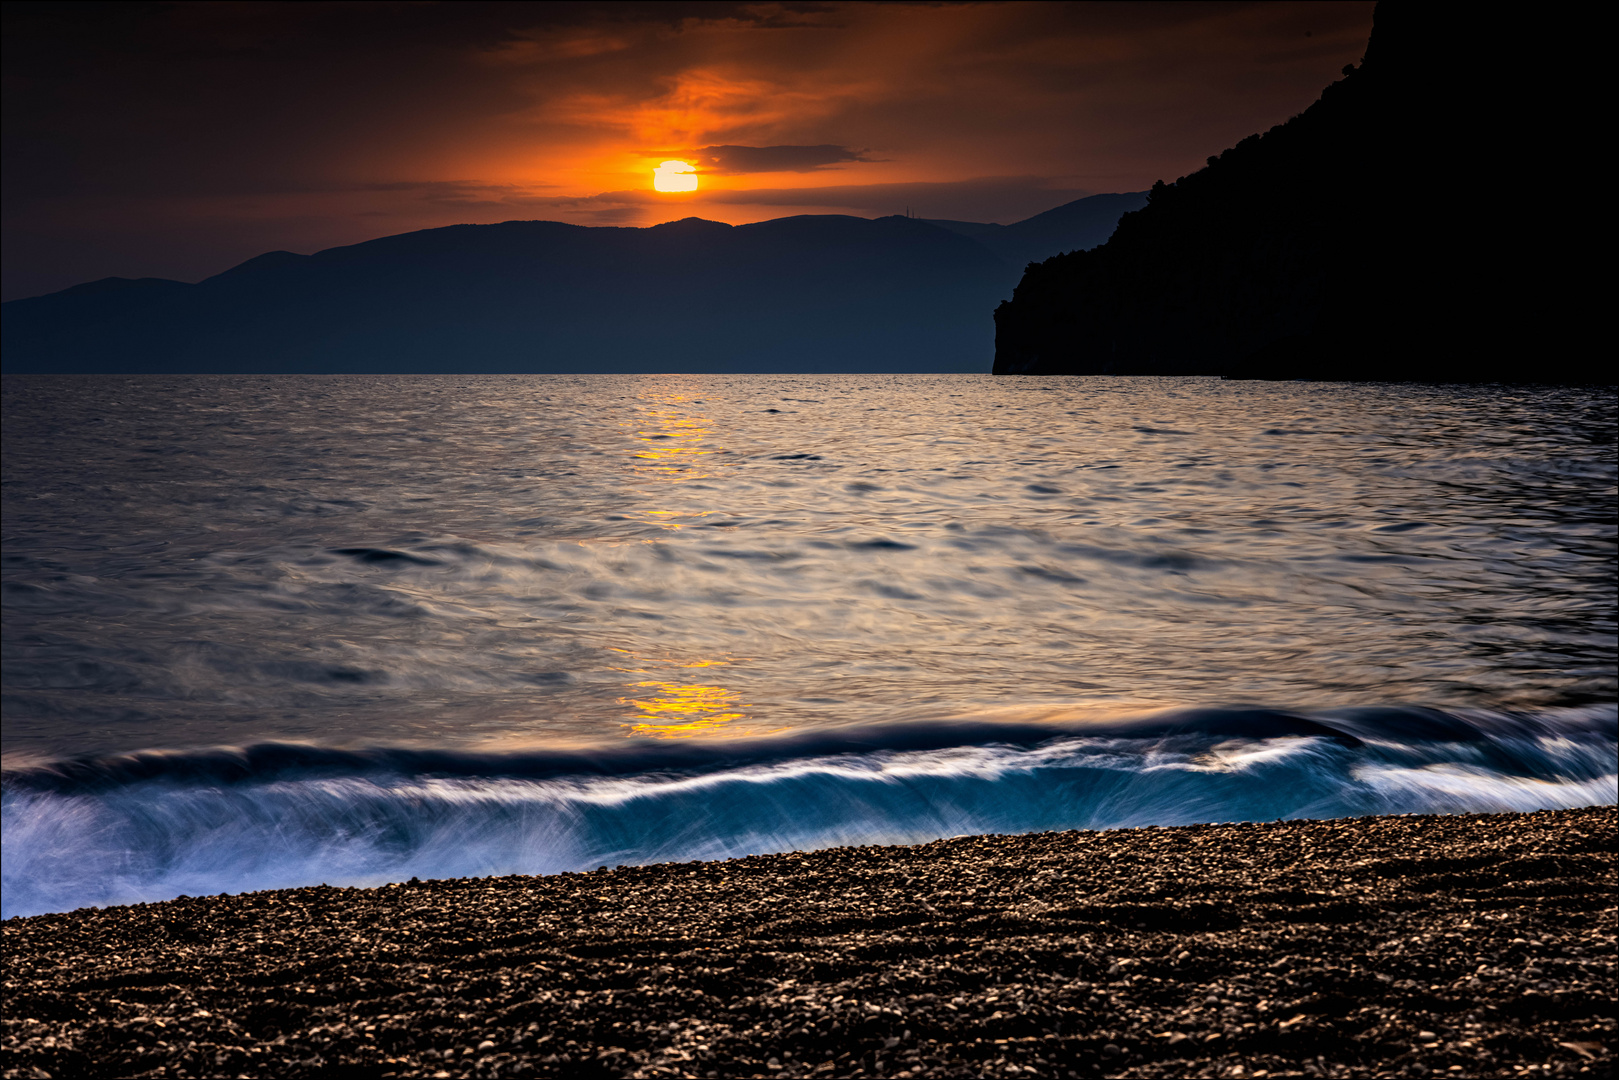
<box><xmin>924</xmin><ymin>192</ymin><xmax>1149</xmax><ymax>271</ymax></box>
<box><xmin>1</xmin><ymin>193</ymin><xmax>1143</xmax><ymax>374</ymax></box>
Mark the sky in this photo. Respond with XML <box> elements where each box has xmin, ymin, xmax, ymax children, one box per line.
<box><xmin>2</xmin><ymin>1</ymin><xmax>1375</xmax><ymax>301</ymax></box>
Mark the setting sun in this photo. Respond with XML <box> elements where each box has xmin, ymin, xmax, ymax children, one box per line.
<box><xmin>652</xmin><ymin>159</ymin><xmax>697</xmax><ymax>192</ymax></box>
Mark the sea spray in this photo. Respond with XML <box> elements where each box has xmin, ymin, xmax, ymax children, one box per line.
<box><xmin>4</xmin><ymin>705</ymin><xmax>1612</xmax><ymax>919</ymax></box>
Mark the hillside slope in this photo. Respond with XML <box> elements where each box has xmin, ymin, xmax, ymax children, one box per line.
<box><xmin>993</xmin><ymin>5</ymin><xmax>1591</xmax><ymax>382</ymax></box>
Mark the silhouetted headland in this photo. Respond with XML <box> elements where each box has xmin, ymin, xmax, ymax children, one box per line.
<box><xmin>3</xmin><ymin>808</ymin><xmax>1611</xmax><ymax>1078</ymax></box>
<box><xmin>993</xmin><ymin>4</ymin><xmax>1596</xmax><ymax>383</ymax></box>
<box><xmin>0</xmin><ymin>195</ymin><xmax>1141</xmax><ymax>375</ymax></box>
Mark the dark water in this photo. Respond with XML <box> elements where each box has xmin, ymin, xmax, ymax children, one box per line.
<box><xmin>3</xmin><ymin>374</ymin><xmax>1614</xmax><ymax>917</ymax></box>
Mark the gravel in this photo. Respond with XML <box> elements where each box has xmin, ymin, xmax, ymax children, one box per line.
<box><xmin>3</xmin><ymin>806</ymin><xmax>1613</xmax><ymax>1079</ymax></box>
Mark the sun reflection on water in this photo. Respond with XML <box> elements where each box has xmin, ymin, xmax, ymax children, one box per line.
<box><xmin>624</xmin><ymin>389</ymin><xmax>732</xmax><ymax>530</ymax></box>
<box><xmin>629</xmin><ymin>395</ymin><xmax>715</xmax><ymax>473</ymax></box>
<box><xmin>613</xmin><ymin>652</ymin><xmax>754</xmax><ymax>737</ymax></box>
<box><xmin>612</xmin><ymin>392</ymin><xmax>758</xmax><ymax>736</ymax></box>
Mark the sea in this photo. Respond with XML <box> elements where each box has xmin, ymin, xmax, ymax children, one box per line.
<box><xmin>2</xmin><ymin>374</ymin><xmax>1614</xmax><ymax>919</ymax></box>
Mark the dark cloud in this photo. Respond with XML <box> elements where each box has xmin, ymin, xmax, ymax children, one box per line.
<box><xmin>562</xmin><ymin>177</ymin><xmax>1094</xmax><ymax>224</ymax></box>
<box><xmin>550</xmin><ymin>177</ymin><xmax>1094</xmax><ymax>221</ymax></box>
<box><xmin>696</xmin><ymin>145</ymin><xmax>872</xmax><ymax>174</ymax></box>
<box><xmin>354</xmin><ymin>181</ymin><xmax>562</xmax><ymax>207</ymax></box>
<box><xmin>697</xmin><ymin>177</ymin><xmax>1086</xmax><ymax>221</ymax></box>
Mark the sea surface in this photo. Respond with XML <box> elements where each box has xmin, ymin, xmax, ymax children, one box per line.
<box><xmin>3</xmin><ymin>374</ymin><xmax>1614</xmax><ymax>918</ymax></box>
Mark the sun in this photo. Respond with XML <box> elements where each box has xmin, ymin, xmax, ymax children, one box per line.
<box><xmin>652</xmin><ymin>160</ymin><xmax>698</xmax><ymax>193</ymax></box>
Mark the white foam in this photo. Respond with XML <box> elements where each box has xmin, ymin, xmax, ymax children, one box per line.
<box><xmin>5</xmin><ymin>724</ymin><xmax>1614</xmax><ymax>919</ymax></box>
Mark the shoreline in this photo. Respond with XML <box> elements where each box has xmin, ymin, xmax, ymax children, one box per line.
<box><xmin>3</xmin><ymin>807</ymin><xmax>1613</xmax><ymax>1079</ymax></box>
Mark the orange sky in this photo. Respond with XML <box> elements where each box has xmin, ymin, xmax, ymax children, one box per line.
<box><xmin>2</xmin><ymin>1</ymin><xmax>1375</xmax><ymax>299</ymax></box>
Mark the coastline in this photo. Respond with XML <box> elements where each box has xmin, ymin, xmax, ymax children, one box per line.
<box><xmin>3</xmin><ymin>807</ymin><xmax>1613</xmax><ymax>1079</ymax></box>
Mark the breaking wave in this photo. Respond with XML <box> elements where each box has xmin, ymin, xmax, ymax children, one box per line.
<box><xmin>3</xmin><ymin>704</ymin><xmax>1613</xmax><ymax>919</ymax></box>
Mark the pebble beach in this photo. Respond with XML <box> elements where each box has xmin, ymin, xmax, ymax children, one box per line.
<box><xmin>3</xmin><ymin>807</ymin><xmax>1613</xmax><ymax>1079</ymax></box>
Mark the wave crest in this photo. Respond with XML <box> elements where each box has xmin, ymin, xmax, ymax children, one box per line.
<box><xmin>3</xmin><ymin>705</ymin><xmax>1613</xmax><ymax>919</ymax></box>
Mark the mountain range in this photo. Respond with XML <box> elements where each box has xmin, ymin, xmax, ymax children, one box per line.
<box><xmin>1</xmin><ymin>193</ymin><xmax>1143</xmax><ymax>374</ymax></box>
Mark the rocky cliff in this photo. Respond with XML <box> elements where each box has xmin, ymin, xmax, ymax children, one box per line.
<box><xmin>993</xmin><ymin>4</ymin><xmax>1593</xmax><ymax>382</ymax></box>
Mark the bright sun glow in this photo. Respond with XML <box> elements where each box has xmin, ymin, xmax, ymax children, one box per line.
<box><xmin>652</xmin><ymin>160</ymin><xmax>698</xmax><ymax>192</ymax></box>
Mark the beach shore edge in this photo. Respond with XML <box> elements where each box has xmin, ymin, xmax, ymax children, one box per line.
<box><xmin>4</xmin><ymin>806</ymin><xmax>1614</xmax><ymax>1078</ymax></box>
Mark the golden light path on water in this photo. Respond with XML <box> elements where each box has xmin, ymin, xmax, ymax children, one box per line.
<box><xmin>614</xmin><ymin>390</ymin><xmax>755</xmax><ymax>738</ymax></box>
<box><xmin>625</xmin><ymin>681</ymin><xmax>742</xmax><ymax>728</ymax></box>
<box><xmin>625</xmin><ymin>390</ymin><xmax>719</xmax><ymax>507</ymax></box>
<box><xmin>613</xmin><ymin>654</ymin><xmax>750</xmax><ymax>738</ymax></box>
<box><xmin>3</xmin><ymin>375</ymin><xmax>1610</xmax><ymax>760</ymax></box>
